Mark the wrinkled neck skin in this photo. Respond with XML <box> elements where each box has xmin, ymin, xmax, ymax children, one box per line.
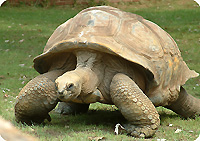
<box><xmin>55</xmin><ymin>50</ymin><xmax>104</xmax><ymax>102</ymax></box>
<box><xmin>76</xmin><ymin>51</ymin><xmax>104</xmax><ymax>93</ymax></box>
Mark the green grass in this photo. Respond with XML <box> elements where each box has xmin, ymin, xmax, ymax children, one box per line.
<box><xmin>0</xmin><ymin>1</ymin><xmax>200</xmax><ymax>140</ymax></box>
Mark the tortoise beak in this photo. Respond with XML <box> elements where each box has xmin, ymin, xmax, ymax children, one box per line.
<box><xmin>58</xmin><ymin>89</ymin><xmax>64</xmax><ymax>95</ymax></box>
<box><xmin>57</xmin><ymin>90</ymin><xmax>76</xmax><ymax>102</ymax></box>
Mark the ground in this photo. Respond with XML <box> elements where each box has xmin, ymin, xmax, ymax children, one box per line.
<box><xmin>0</xmin><ymin>0</ymin><xmax>200</xmax><ymax>140</ymax></box>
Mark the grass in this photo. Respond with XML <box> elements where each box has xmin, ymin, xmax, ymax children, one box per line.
<box><xmin>0</xmin><ymin>0</ymin><xmax>200</xmax><ymax>140</ymax></box>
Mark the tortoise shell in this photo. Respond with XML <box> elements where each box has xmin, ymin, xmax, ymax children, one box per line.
<box><xmin>33</xmin><ymin>6</ymin><xmax>198</xmax><ymax>105</ymax></box>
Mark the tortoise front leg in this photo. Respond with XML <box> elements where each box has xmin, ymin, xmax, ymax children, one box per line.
<box><xmin>110</xmin><ymin>73</ymin><xmax>160</xmax><ymax>138</ymax></box>
<box><xmin>15</xmin><ymin>70</ymin><xmax>64</xmax><ymax>125</ymax></box>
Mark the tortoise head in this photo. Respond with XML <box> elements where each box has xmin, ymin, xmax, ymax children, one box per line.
<box><xmin>55</xmin><ymin>71</ymin><xmax>82</xmax><ymax>102</ymax></box>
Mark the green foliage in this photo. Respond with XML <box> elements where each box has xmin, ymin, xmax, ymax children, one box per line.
<box><xmin>72</xmin><ymin>0</ymin><xmax>109</xmax><ymax>8</ymax></box>
<box><xmin>33</xmin><ymin>0</ymin><xmax>53</xmax><ymax>7</ymax></box>
<box><xmin>0</xmin><ymin>1</ymin><xmax>199</xmax><ymax>140</ymax></box>
<box><xmin>87</xmin><ymin>0</ymin><xmax>109</xmax><ymax>7</ymax></box>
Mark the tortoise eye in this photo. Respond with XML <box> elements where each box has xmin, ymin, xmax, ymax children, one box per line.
<box><xmin>67</xmin><ymin>83</ymin><xmax>74</xmax><ymax>90</ymax></box>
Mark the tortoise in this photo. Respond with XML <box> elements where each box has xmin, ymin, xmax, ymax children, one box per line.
<box><xmin>15</xmin><ymin>6</ymin><xmax>200</xmax><ymax>138</ymax></box>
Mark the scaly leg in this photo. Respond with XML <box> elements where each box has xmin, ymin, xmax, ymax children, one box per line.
<box><xmin>110</xmin><ymin>73</ymin><xmax>160</xmax><ymax>138</ymax></box>
<box><xmin>165</xmin><ymin>87</ymin><xmax>200</xmax><ymax>118</ymax></box>
<box><xmin>15</xmin><ymin>70</ymin><xmax>64</xmax><ymax>125</ymax></box>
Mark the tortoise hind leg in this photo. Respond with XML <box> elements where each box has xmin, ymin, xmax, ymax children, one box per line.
<box><xmin>165</xmin><ymin>87</ymin><xmax>200</xmax><ymax>118</ymax></box>
<box><xmin>55</xmin><ymin>102</ymin><xmax>90</xmax><ymax>115</ymax></box>
<box><xmin>15</xmin><ymin>70</ymin><xmax>64</xmax><ymax>125</ymax></box>
<box><xmin>110</xmin><ymin>73</ymin><xmax>160</xmax><ymax>138</ymax></box>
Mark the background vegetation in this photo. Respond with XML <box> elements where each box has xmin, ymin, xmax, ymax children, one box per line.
<box><xmin>0</xmin><ymin>0</ymin><xmax>200</xmax><ymax>140</ymax></box>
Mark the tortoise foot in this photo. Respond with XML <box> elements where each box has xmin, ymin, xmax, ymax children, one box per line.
<box><xmin>124</xmin><ymin>124</ymin><xmax>158</xmax><ymax>138</ymax></box>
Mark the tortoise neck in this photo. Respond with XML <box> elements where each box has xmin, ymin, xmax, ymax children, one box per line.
<box><xmin>74</xmin><ymin>50</ymin><xmax>104</xmax><ymax>94</ymax></box>
<box><xmin>75</xmin><ymin>50</ymin><xmax>101</xmax><ymax>68</ymax></box>
<box><xmin>74</xmin><ymin>67</ymin><xmax>99</xmax><ymax>94</ymax></box>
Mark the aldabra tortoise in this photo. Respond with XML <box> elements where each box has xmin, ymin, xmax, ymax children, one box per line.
<box><xmin>15</xmin><ymin>6</ymin><xmax>200</xmax><ymax>138</ymax></box>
